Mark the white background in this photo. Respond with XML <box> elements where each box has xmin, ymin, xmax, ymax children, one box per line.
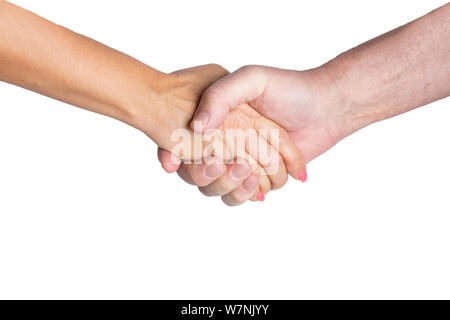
<box><xmin>0</xmin><ymin>0</ymin><xmax>449</xmax><ymax>299</ymax></box>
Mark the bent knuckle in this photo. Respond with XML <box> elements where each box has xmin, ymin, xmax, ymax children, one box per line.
<box><xmin>198</xmin><ymin>186</ymin><xmax>216</xmax><ymax>197</ymax></box>
<box><xmin>270</xmin><ymin>173</ymin><xmax>288</xmax><ymax>190</ymax></box>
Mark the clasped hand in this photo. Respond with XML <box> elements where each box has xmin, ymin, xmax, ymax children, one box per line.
<box><xmin>2</xmin><ymin>1</ymin><xmax>447</xmax><ymax>207</ymax></box>
<box><xmin>156</xmin><ymin>64</ymin><xmax>345</xmax><ymax>206</ymax></box>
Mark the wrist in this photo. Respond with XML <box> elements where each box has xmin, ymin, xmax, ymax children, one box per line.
<box><xmin>125</xmin><ymin>70</ymin><xmax>177</xmax><ymax>141</ymax></box>
<box><xmin>132</xmin><ymin>64</ymin><xmax>231</xmax><ymax>153</ymax></box>
<box><xmin>311</xmin><ymin>52</ymin><xmax>382</xmax><ymax>142</ymax></box>
<box><xmin>130</xmin><ymin>70</ymin><xmax>205</xmax><ymax>154</ymax></box>
<box><xmin>305</xmin><ymin>59</ymin><xmax>355</xmax><ymax>143</ymax></box>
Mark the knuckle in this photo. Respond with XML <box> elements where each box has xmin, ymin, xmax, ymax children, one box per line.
<box><xmin>222</xmin><ymin>195</ymin><xmax>244</xmax><ymax>207</ymax></box>
<box><xmin>270</xmin><ymin>173</ymin><xmax>288</xmax><ymax>190</ymax></box>
<box><xmin>232</xmin><ymin>192</ymin><xmax>246</xmax><ymax>204</ymax></box>
<box><xmin>204</xmin><ymin>86</ymin><xmax>224</xmax><ymax>103</ymax></box>
<box><xmin>198</xmin><ymin>186</ymin><xmax>216</xmax><ymax>197</ymax></box>
<box><xmin>238</xmin><ymin>65</ymin><xmax>264</xmax><ymax>78</ymax></box>
<box><xmin>259</xmin><ymin>177</ymin><xmax>272</xmax><ymax>194</ymax></box>
<box><xmin>177</xmin><ymin>167</ymin><xmax>192</xmax><ymax>184</ymax></box>
<box><xmin>207</xmin><ymin>63</ymin><xmax>229</xmax><ymax>74</ymax></box>
<box><xmin>192</xmin><ymin>172</ymin><xmax>211</xmax><ymax>187</ymax></box>
<box><xmin>189</xmin><ymin>167</ymin><xmax>204</xmax><ymax>184</ymax></box>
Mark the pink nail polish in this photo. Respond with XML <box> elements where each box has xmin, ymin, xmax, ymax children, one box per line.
<box><xmin>257</xmin><ymin>192</ymin><xmax>265</xmax><ymax>202</ymax></box>
<box><xmin>298</xmin><ymin>168</ymin><xmax>308</xmax><ymax>183</ymax></box>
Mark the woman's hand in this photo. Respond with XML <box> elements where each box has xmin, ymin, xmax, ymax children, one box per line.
<box><xmin>0</xmin><ymin>2</ymin><xmax>304</xmax><ymax>205</ymax></box>
<box><xmin>0</xmin><ymin>0</ymin><xmax>320</xmax><ymax>206</ymax></box>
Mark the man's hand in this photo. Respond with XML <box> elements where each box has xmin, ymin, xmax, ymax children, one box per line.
<box><xmin>189</xmin><ymin>65</ymin><xmax>348</xmax><ymax>163</ymax></box>
<box><xmin>159</xmin><ymin>3</ymin><xmax>450</xmax><ymax>205</ymax></box>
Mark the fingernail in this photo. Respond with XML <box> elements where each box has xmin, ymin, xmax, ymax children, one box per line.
<box><xmin>231</xmin><ymin>164</ymin><xmax>250</xmax><ymax>180</ymax></box>
<box><xmin>204</xmin><ymin>164</ymin><xmax>224</xmax><ymax>179</ymax></box>
<box><xmin>257</xmin><ymin>192</ymin><xmax>265</xmax><ymax>202</ymax></box>
<box><xmin>242</xmin><ymin>175</ymin><xmax>258</xmax><ymax>192</ymax></box>
<box><xmin>192</xmin><ymin>112</ymin><xmax>209</xmax><ymax>133</ymax></box>
<box><xmin>298</xmin><ymin>168</ymin><xmax>308</xmax><ymax>182</ymax></box>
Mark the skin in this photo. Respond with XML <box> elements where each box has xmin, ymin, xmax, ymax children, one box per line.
<box><xmin>0</xmin><ymin>1</ymin><xmax>306</xmax><ymax>205</ymax></box>
<box><xmin>159</xmin><ymin>3</ymin><xmax>450</xmax><ymax>204</ymax></box>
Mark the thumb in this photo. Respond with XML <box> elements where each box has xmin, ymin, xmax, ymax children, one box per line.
<box><xmin>190</xmin><ymin>66</ymin><xmax>268</xmax><ymax>133</ymax></box>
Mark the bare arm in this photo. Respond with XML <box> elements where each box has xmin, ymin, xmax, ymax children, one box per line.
<box><xmin>0</xmin><ymin>1</ymin><xmax>305</xmax><ymax>205</ymax></box>
<box><xmin>0</xmin><ymin>0</ymin><xmax>169</xmax><ymax>141</ymax></box>
<box><xmin>321</xmin><ymin>3</ymin><xmax>450</xmax><ymax>137</ymax></box>
<box><xmin>186</xmin><ymin>3</ymin><xmax>450</xmax><ymax>155</ymax></box>
<box><xmin>158</xmin><ymin>3</ymin><xmax>450</xmax><ymax>203</ymax></box>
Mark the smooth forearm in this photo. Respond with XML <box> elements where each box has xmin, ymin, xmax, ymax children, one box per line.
<box><xmin>0</xmin><ymin>1</ymin><xmax>170</xmax><ymax>140</ymax></box>
<box><xmin>320</xmin><ymin>3</ymin><xmax>450</xmax><ymax>138</ymax></box>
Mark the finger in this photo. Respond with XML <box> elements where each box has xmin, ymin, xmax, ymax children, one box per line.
<box><xmin>190</xmin><ymin>66</ymin><xmax>268</xmax><ymax>133</ymax></box>
<box><xmin>177</xmin><ymin>157</ymin><xmax>227</xmax><ymax>187</ymax></box>
<box><xmin>237</xmin><ymin>154</ymin><xmax>270</xmax><ymax>200</ymax></box>
<box><xmin>242</xmin><ymin>153</ymin><xmax>271</xmax><ymax>201</ymax></box>
<box><xmin>238</xmin><ymin>128</ymin><xmax>285</xmax><ymax>193</ymax></box>
<box><xmin>275</xmin><ymin>125</ymin><xmax>307</xmax><ymax>181</ymax></box>
<box><xmin>257</xmin><ymin>174</ymin><xmax>270</xmax><ymax>199</ymax></box>
<box><xmin>198</xmin><ymin>161</ymin><xmax>252</xmax><ymax>197</ymax></box>
<box><xmin>255</xmin><ymin>117</ymin><xmax>307</xmax><ymax>181</ymax></box>
<box><xmin>250</xmin><ymin>136</ymin><xmax>288</xmax><ymax>190</ymax></box>
<box><xmin>221</xmin><ymin>174</ymin><xmax>259</xmax><ymax>206</ymax></box>
<box><xmin>266</xmin><ymin>154</ymin><xmax>288</xmax><ymax>190</ymax></box>
<box><xmin>157</xmin><ymin>148</ymin><xmax>181</xmax><ymax>173</ymax></box>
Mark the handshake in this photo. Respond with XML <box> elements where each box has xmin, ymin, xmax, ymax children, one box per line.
<box><xmin>152</xmin><ymin>64</ymin><xmax>343</xmax><ymax>205</ymax></box>
<box><xmin>1</xmin><ymin>1</ymin><xmax>448</xmax><ymax>206</ymax></box>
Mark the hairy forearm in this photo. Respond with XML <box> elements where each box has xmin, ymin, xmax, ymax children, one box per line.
<box><xmin>321</xmin><ymin>3</ymin><xmax>450</xmax><ymax>137</ymax></box>
<box><xmin>0</xmin><ymin>1</ymin><xmax>170</xmax><ymax>139</ymax></box>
